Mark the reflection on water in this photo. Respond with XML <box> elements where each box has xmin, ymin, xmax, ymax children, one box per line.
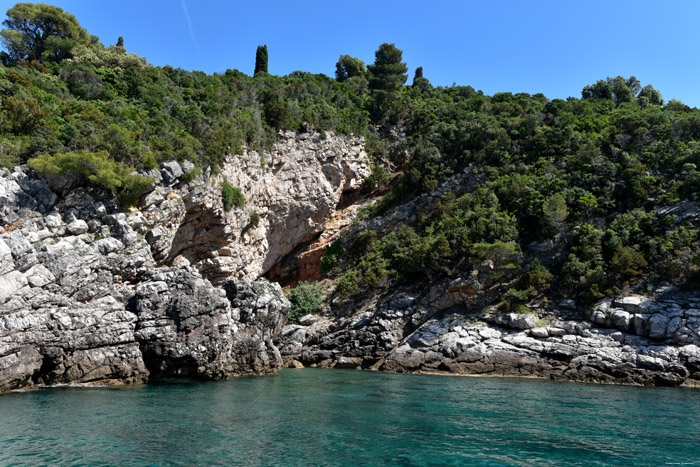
<box><xmin>1</xmin><ymin>369</ymin><xmax>699</xmax><ymax>466</ymax></box>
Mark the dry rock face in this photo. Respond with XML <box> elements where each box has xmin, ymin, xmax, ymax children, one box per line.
<box><xmin>0</xmin><ymin>164</ymin><xmax>290</xmax><ymax>393</ymax></box>
<box><xmin>279</xmin><ymin>279</ymin><xmax>700</xmax><ymax>387</ymax></box>
<box><xmin>0</xmin><ymin>131</ymin><xmax>366</xmax><ymax>392</ymax></box>
<box><xmin>145</xmin><ymin>131</ymin><xmax>370</xmax><ymax>283</ymax></box>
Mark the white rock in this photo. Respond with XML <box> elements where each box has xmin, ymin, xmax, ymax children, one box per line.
<box><xmin>67</xmin><ymin>219</ymin><xmax>88</xmax><ymax>235</ymax></box>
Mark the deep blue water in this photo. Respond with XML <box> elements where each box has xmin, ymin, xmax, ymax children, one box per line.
<box><xmin>0</xmin><ymin>369</ymin><xmax>699</xmax><ymax>466</ymax></box>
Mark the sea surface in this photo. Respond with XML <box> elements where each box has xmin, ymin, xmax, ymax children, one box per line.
<box><xmin>0</xmin><ymin>369</ymin><xmax>699</xmax><ymax>466</ymax></box>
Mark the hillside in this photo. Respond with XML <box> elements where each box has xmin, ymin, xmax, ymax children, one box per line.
<box><xmin>2</xmin><ymin>3</ymin><xmax>700</xmax><ymax>389</ymax></box>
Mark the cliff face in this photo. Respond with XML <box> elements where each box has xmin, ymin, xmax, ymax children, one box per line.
<box><xmin>143</xmin><ymin>131</ymin><xmax>369</xmax><ymax>284</ymax></box>
<box><xmin>3</xmin><ymin>129</ymin><xmax>700</xmax><ymax>392</ymax></box>
<box><xmin>0</xmin><ymin>132</ymin><xmax>368</xmax><ymax>392</ymax></box>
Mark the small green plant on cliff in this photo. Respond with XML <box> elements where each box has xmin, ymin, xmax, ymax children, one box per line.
<box><xmin>221</xmin><ymin>179</ymin><xmax>245</xmax><ymax>211</ymax></box>
<box><xmin>286</xmin><ymin>281</ymin><xmax>324</xmax><ymax>324</ymax></box>
<box><xmin>180</xmin><ymin>167</ymin><xmax>201</xmax><ymax>183</ymax></box>
<box><xmin>320</xmin><ymin>239</ymin><xmax>342</xmax><ymax>275</ymax></box>
<box><xmin>249</xmin><ymin>210</ymin><xmax>260</xmax><ymax>228</ymax></box>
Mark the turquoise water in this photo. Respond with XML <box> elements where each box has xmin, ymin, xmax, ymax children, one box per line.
<box><xmin>1</xmin><ymin>370</ymin><xmax>699</xmax><ymax>466</ymax></box>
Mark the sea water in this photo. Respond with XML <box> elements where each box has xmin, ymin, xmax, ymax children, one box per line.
<box><xmin>0</xmin><ymin>369</ymin><xmax>698</xmax><ymax>466</ymax></box>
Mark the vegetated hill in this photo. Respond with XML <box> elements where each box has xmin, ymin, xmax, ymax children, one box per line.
<box><xmin>2</xmin><ymin>2</ymin><xmax>700</xmax><ymax>307</ymax></box>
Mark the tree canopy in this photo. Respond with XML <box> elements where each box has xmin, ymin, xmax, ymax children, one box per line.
<box><xmin>335</xmin><ymin>54</ymin><xmax>365</xmax><ymax>82</ymax></box>
<box><xmin>0</xmin><ymin>3</ymin><xmax>91</xmax><ymax>63</ymax></box>
<box><xmin>367</xmin><ymin>43</ymin><xmax>407</xmax><ymax>92</ymax></box>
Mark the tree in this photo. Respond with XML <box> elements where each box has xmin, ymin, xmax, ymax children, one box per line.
<box><xmin>367</xmin><ymin>43</ymin><xmax>408</xmax><ymax>121</ymax></box>
<box><xmin>582</xmin><ymin>80</ymin><xmax>612</xmax><ymax>100</ymax></box>
<box><xmin>608</xmin><ymin>76</ymin><xmax>636</xmax><ymax>105</ymax></box>
<box><xmin>413</xmin><ymin>66</ymin><xmax>423</xmax><ymax>81</ymax></box>
<box><xmin>542</xmin><ymin>193</ymin><xmax>568</xmax><ymax>234</ymax></box>
<box><xmin>286</xmin><ymin>281</ymin><xmax>323</xmax><ymax>324</ymax></box>
<box><xmin>335</xmin><ymin>54</ymin><xmax>365</xmax><ymax>82</ymax></box>
<box><xmin>638</xmin><ymin>84</ymin><xmax>663</xmax><ymax>106</ymax></box>
<box><xmin>254</xmin><ymin>44</ymin><xmax>268</xmax><ymax>76</ymax></box>
<box><xmin>1</xmin><ymin>3</ymin><xmax>91</xmax><ymax>63</ymax></box>
<box><xmin>412</xmin><ymin>66</ymin><xmax>432</xmax><ymax>93</ymax></box>
<box><xmin>367</xmin><ymin>43</ymin><xmax>407</xmax><ymax>92</ymax></box>
<box><xmin>116</xmin><ymin>36</ymin><xmax>124</xmax><ymax>48</ymax></box>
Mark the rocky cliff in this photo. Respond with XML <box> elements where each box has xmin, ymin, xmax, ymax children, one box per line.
<box><xmin>279</xmin><ymin>285</ymin><xmax>700</xmax><ymax>387</ymax></box>
<box><xmin>3</xmin><ymin>130</ymin><xmax>700</xmax><ymax>392</ymax></box>
<box><xmin>142</xmin><ymin>131</ymin><xmax>369</xmax><ymax>284</ymax></box>
<box><xmin>0</xmin><ymin>132</ymin><xmax>369</xmax><ymax>392</ymax></box>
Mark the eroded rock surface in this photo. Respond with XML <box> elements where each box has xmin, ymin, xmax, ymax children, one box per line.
<box><xmin>146</xmin><ymin>131</ymin><xmax>370</xmax><ymax>283</ymax></box>
<box><xmin>279</xmin><ymin>281</ymin><xmax>700</xmax><ymax>387</ymax></box>
<box><xmin>0</xmin><ymin>164</ymin><xmax>290</xmax><ymax>393</ymax></box>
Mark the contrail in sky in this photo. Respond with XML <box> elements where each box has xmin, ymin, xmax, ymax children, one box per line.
<box><xmin>180</xmin><ymin>0</ymin><xmax>200</xmax><ymax>53</ymax></box>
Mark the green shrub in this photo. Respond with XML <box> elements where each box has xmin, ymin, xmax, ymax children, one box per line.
<box><xmin>286</xmin><ymin>281</ymin><xmax>324</xmax><ymax>324</ymax></box>
<box><xmin>525</xmin><ymin>259</ymin><xmax>553</xmax><ymax>292</ymax></box>
<box><xmin>142</xmin><ymin>153</ymin><xmax>158</xmax><ymax>170</ymax></box>
<box><xmin>28</xmin><ymin>151</ymin><xmax>151</xmax><ymax>206</ymax></box>
<box><xmin>336</xmin><ymin>270</ymin><xmax>360</xmax><ymax>298</ymax></box>
<box><xmin>249</xmin><ymin>210</ymin><xmax>260</xmax><ymax>228</ymax></box>
<box><xmin>181</xmin><ymin>167</ymin><xmax>201</xmax><ymax>183</ymax></box>
<box><xmin>221</xmin><ymin>179</ymin><xmax>245</xmax><ymax>211</ymax></box>
<box><xmin>320</xmin><ymin>239</ymin><xmax>342</xmax><ymax>275</ymax></box>
<box><xmin>363</xmin><ymin>164</ymin><xmax>390</xmax><ymax>192</ymax></box>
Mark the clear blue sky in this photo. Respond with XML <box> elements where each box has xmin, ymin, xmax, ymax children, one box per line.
<box><xmin>4</xmin><ymin>0</ymin><xmax>700</xmax><ymax>107</ymax></box>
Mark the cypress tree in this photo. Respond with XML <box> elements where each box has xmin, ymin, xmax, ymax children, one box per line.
<box><xmin>412</xmin><ymin>66</ymin><xmax>423</xmax><ymax>86</ymax></box>
<box><xmin>254</xmin><ymin>44</ymin><xmax>268</xmax><ymax>76</ymax></box>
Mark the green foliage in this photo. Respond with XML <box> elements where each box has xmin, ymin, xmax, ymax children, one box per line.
<box><xmin>525</xmin><ymin>259</ymin><xmax>553</xmax><ymax>292</ymax></box>
<box><xmin>249</xmin><ymin>210</ymin><xmax>260</xmax><ymax>228</ymax></box>
<box><xmin>335</xmin><ymin>55</ymin><xmax>366</xmax><ymax>82</ymax></box>
<box><xmin>542</xmin><ymin>193</ymin><xmax>568</xmax><ymax>234</ymax></box>
<box><xmin>1</xmin><ymin>3</ymin><xmax>91</xmax><ymax>63</ymax></box>
<box><xmin>254</xmin><ymin>44</ymin><xmax>268</xmax><ymax>76</ymax></box>
<box><xmin>221</xmin><ymin>179</ymin><xmax>244</xmax><ymax>211</ymax></box>
<box><xmin>368</xmin><ymin>43</ymin><xmax>407</xmax><ymax>92</ymax></box>
<box><xmin>27</xmin><ymin>151</ymin><xmax>151</xmax><ymax>205</ymax></box>
<box><xmin>363</xmin><ymin>164</ymin><xmax>390</xmax><ymax>192</ymax></box>
<box><xmin>286</xmin><ymin>281</ymin><xmax>323</xmax><ymax>324</ymax></box>
<box><xmin>320</xmin><ymin>239</ymin><xmax>342</xmax><ymax>275</ymax></box>
<box><xmin>180</xmin><ymin>167</ymin><xmax>201</xmax><ymax>183</ymax></box>
<box><xmin>367</xmin><ymin>43</ymin><xmax>408</xmax><ymax>122</ymax></box>
<box><xmin>336</xmin><ymin>270</ymin><xmax>360</xmax><ymax>298</ymax></box>
<box><xmin>501</xmin><ymin>287</ymin><xmax>533</xmax><ymax>312</ymax></box>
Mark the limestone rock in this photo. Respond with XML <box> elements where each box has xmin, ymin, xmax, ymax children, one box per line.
<box><xmin>160</xmin><ymin>161</ymin><xmax>183</xmax><ymax>185</ymax></box>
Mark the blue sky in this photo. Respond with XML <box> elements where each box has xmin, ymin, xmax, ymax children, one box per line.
<box><xmin>3</xmin><ymin>0</ymin><xmax>700</xmax><ymax>107</ymax></box>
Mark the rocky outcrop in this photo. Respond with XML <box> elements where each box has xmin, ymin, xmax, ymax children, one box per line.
<box><xmin>279</xmin><ymin>279</ymin><xmax>700</xmax><ymax>387</ymax></box>
<box><xmin>143</xmin><ymin>131</ymin><xmax>370</xmax><ymax>284</ymax></box>
<box><xmin>0</xmin><ymin>164</ymin><xmax>290</xmax><ymax>393</ymax></box>
<box><xmin>133</xmin><ymin>271</ymin><xmax>288</xmax><ymax>380</ymax></box>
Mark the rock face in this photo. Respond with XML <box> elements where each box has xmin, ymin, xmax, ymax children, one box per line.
<box><xmin>278</xmin><ymin>280</ymin><xmax>700</xmax><ymax>387</ymax></box>
<box><xmin>0</xmin><ymin>164</ymin><xmax>290</xmax><ymax>393</ymax></box>
<box><xmin>134</xmin><ymin>271</ymin><xmax>288</xmax><ymax>380</ymax></box>
<box><xmin>144</xmin><ymin>131</ymin><xmax>370</xmax><ymax>284</ymax></box>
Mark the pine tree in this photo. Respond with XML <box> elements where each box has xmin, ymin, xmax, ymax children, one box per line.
<box><xmin>367</xmin><ymin>43</ymin><xmax>408</xmax><ymax>122</ymax></box>
<box><xmin>367</xmin><ymin>43</ymin><xmax>407</xmax><ymax>92</ymax></box>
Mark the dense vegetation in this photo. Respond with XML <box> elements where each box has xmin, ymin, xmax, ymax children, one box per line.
<box><xmin>3</xmin><ymin>3</ymin><xmax>700</xmax><ymax>302</ymax></box>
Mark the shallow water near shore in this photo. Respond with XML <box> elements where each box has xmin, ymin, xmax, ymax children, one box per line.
<box><xmin>1</xmin><ymin>369</ymin><xmax>699</xmax><ymax>466</ymax></box>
